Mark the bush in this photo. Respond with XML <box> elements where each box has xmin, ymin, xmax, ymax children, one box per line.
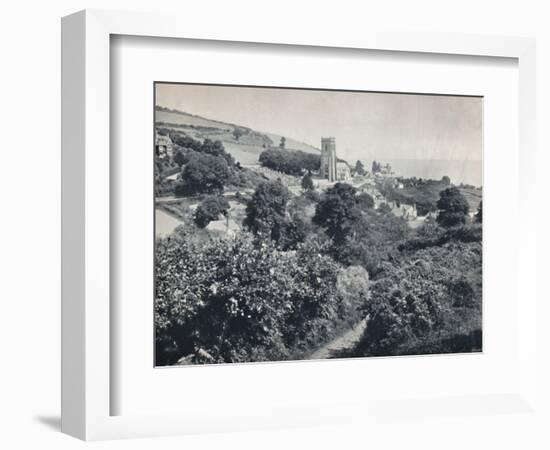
<box><xmin>354</xmin><ymin>237</ymin><xmax>482</xmax><ymax>357</ymax></box>
<box><xmin>336</xmin><ymin>266</ymin><xmax>369</xmax><ymax>321</ymax></box>
<box><xmin>356</xmin><ymin>192</ymin><xmax>374</xmax><ymax>210</ymax></box>
<box><xmin>155</xmin><ymin>233</ymin><xmax>349</xmax><ymax>364</ymax></box>
<box><xmin>193</xmin><ymin>195</ymin><xmax>230</xmax><ymax>228</ymax></box>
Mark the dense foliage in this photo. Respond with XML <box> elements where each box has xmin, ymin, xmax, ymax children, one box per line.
<box><xmin>155</xmin><ymin>232</ymin><xmax>367</xmax><ymax>364</ymax></box>
<box><xmin>436</xmin><ymin>187</ymin><xmax>470</xmax><ymax>227</ymax></box>
<box><xmin>313</xmin><ymin>183</ymin><xmax>361</xmax><ymax>244</ymax></box>
<box><xmin>259</xmin><ymin>147</ymin><xmax>321</xmax><ymax>175</ymax></box>
<box><xmin>193</xmin><ymin>195</ymin><xmax>230</xmax><ymax>228</ymax></box>
<box><xmin>243</xmin><ymin>180</ymin><xmax>291</xmax><ymax>240</ymax></box>
<box><xmin>175</xmin><ymin>153</ymin><xmax>231</xmax><ymax>196</ymax></box>
<box><xmin>353</xmin><ymin>222</ymin><xmax>482</xmax><ymax>356</ymax></box>
<box><xmin>356</xmin><ymin>192</ymin><xmax>375</xmax><ymax>211</ymax></box>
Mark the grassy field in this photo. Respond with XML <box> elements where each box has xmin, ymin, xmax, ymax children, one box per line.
<box><xmin>223</xmin><ymin>142</ymin><xmax>266</xmax><ymax>165</ymax></box>
<box><xmin>458</xmin><ymin>186</ymin><xmax>483</xmax><ymax>212</ymax></box>
<box><xmin>156</xmin><ymin>107</ymin><xmax>320</xmax><ymax>165</ymax></box>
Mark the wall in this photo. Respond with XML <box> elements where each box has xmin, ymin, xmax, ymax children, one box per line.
<box><xmin>0</xmin><ymin>1</ymin><xmax>548</xmax><ymax>449</ymax></box>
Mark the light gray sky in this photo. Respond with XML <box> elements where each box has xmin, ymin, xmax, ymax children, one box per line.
<box><xmin>156</xmin><ymin>83</ymin><xmax>482</xmax><ymax>162</ymax></box>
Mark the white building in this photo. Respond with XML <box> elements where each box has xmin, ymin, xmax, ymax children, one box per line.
<box><xmin>336</xmin><ymin>162</ymin><xmax>351</xmax><ymax>181</ymax></box>
<box><xmin>390</xmin><ymin>201</ymin><xmax>418</xmax><ymax>220</ymax></box>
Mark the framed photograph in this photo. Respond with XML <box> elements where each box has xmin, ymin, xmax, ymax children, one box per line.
<box><xmin>62</xmin><ymin>9</ymin><xmax>537</xmax><ymax>440</ymax></box>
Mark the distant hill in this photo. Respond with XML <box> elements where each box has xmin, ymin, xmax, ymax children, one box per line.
<box><xmin>155</xmin><ymin>106</ymin><xmax>320</xmax><ymax>165</ymax></box>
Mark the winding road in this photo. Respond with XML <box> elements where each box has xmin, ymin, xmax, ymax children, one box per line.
<box><xmin>309</xmin><ymin>318</ymin><xmax>368</xmax><ymax>360</ymax></box>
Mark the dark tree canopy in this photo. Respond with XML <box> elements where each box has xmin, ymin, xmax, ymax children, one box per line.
<box><xmin>279</xmin><ymin>136</ymin><xmax>286</xmax><ymax>148</ymax></box>
<box><xmin>175</xmin><ymin>153</ymin><xmax>230</xmax><ymax>196</ymax></box>
<box><xmin>356</xmin><ymin>192</ymin><xmax>375</xmax><ymax>210</ymax></box>
<box><xmin>194</xmin><ymin>195</ymin><xmax>230</xmax><ymax>228</ymax></box>
<box><xmin>169</xmin><ymin>133</ymin><xmax>234</xmax><ymax>166</ymax></box>
<box><xmin>441</xmin><ymin>175</ymin><xmax>451</xmax><ymax>185</ymax></box>
<box><xmin>259</xmin><ymin>147</ymin><xmax>321</xmax><ymax>176</ymax></box>
<box><xmin>436</xmin><ymin>187</ymin><xmax>470</xmax><ymax>227</ymax></box>
<box><xmin>313</xmin><ymin>183</ymin><xmax>360</xmax><ymax>244</ymax></box>
<box><xmin>372</xmin><ymin>160</ymin><xmax>382</xmax><ymax>173</ymax></box>
<box><xmin>173</xmin><ymin>150</ymin><xmax>186</xmax><ymax>167</ymax></box>
<box><xmin>232</xmin><ymin>127</ymin><xmax>244</xmax><ymax>141</ymax></box>
<box><xmin>244</xmin><ymin>180</ymin><xmax>291</xmax><ymax>242</ymax></box>
<box><xmin>355</xmin><ymin>160</ymin><xmax>366</xmax><ymax>176</ymax></box>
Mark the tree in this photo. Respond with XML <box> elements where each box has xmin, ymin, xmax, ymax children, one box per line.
<box><xmin>173</xmin><ymin>150</ymin><xmax>186</xmax><ymax>167</ymax></box>
<box><xmin>356</xmin><ymin>192</ymin><xmax>374</xmax><ymax>210</ymax></box>
<box><xmin>259</xmin><ymin>147</ymin><xmax>320</xmax><ymax>175</ymax></box>
<box><xmin>441</xmin><ymin>175</ymin><xmax>451</xmax><ymax>185</ymax></box>
<box><xmin>233</xmin><ymin>128</ymin><xmax>244</xmax><ymax>141</ymax></box>
<box><xmin>301</xmin><ymin>171</ymin><xmax>314</xmax><ymax>191</ymax></box>
<box><xmin>194</xmin><ymin>195</ymin><xmax>230</xmax><ymax>228</ymax></box>
<box><xmin>244</xmin><ymin>180</ymin><xmax>291</xmax><ymax>242</ymax></box>
<box><xmin>475</xmin><ymin>201</ymin><xmax>482</xmax><ymax>223</ymax></box>
<box><xmin>372</xmin><ymin>160</ymin><xmax>381</xmax><ymax>173</ymax></box>
<box><xmin>436</xmin><ymin>187</ymin><xmax>470</xmax><ymax>227</ymax></box>
<box><xmin>175</xmin><ymin>153</ymin><xmax>230</xmax><ymax>196</ymax></box>
<box><xmin>279</xmin><ymin>136</ymin><xmax>286</xmax><ymax>149</ymax></box>
<box><xmin>355</xmin><ymin>160</ymin><xmax>366</xmax><ymax>176</ymax></box>
<box><xmin>313</xmin><ymin>183</ymin><xmax>360</xmax><ymax>244</ymax></box>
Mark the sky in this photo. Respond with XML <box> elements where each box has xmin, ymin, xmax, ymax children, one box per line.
<box><xmin>156</xmin><ymin>83</ymin><xmax>482</xmax><ymax>163</ymax></box>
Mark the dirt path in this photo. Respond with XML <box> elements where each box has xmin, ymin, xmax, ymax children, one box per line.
<box><xmin>309</xmin><ymin>319</ymin><xmax>368</xmax><ymax>360</ymax></box>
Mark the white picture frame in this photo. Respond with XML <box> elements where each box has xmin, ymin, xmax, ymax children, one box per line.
<box><xmin>61</xmin><ymin>9</ymin><xmax>538</xmax><ymax>441</ymax></box>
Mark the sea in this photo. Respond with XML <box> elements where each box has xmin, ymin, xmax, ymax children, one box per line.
<box><xmin>364</xmin><ymin>159</ymin><xmax>483</xmax><ymax>187</ymax></box>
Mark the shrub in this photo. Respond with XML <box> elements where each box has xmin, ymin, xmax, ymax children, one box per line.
<box><xmin>193</xmin><ymin>195</ymin><xmax>230</xmax><ymax>228</ymax></box>
<box><xmin>155</xmin><ymin>233</ymin><xmax>348</xmax><ymax>364</ymax></box>
<box><xmin>356</xmin><ymin>192</ymin><xmax>374</xmax><ymax>210</ymax></box>
<box><xmin>336</xmin><ymin>266</ymin><xmax>369</xmax><ymax>321</ymax></box>
<box><xmin>354</xmin><ymin>238</ymin><xmax>482</xmax><ymax>357</ymax></box>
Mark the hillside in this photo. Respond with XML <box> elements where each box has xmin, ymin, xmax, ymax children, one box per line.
<box><xmin>155</xmin><ymin>107</ymin><xmax>320</xmax><ymax>165</ymax></box>
<box><xmin>386</xmin><ymin>180</ymin><xmax>482</xmax><ymax>216</ymax></box>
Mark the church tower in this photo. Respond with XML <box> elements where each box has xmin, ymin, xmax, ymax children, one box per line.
<box><xmin>320</xmin><ymin>137</ymin><xmax>337</xmax><ymax>182</ymax></box>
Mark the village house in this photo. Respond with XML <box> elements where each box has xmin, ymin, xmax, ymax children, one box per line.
<box><xmin>336</xmin><ymin>162</ymin><xmax>351</xmax><ymax>181</ymax></box>
<box><xmin>389</xmin><ymin>201</ymin><xmax>418</xmax><ymax>220</ymax></box>
<box><xmin>155</xmin><ymin>132</ymin><xmax>174</xmax><ymax>159</ymax></box>
<box><xmin>374</xmin><ymin>162</ymin><xmax>394</xmax><ymax>178</ymax></box>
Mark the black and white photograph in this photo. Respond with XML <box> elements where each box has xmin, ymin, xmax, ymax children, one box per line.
<box><xmin>154</xmin><ymin>83</ymin><xmax>483</xmax><ymax>366</ymax></box>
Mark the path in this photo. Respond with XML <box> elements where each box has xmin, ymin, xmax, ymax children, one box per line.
<box><xmin>309</xmin><ymin>318</ymin><xmax>368</xmax><ymax>360</ymax></box>
<box><xmin>155</xmin><ymin>208</ymin><xmax>184</xmax><ymax>237</ymax></box>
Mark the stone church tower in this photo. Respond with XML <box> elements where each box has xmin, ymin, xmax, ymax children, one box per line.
<box><xmin>320</xmin><ymin>137</ymin><xmax>337</xmax><ymax>182</ymax></box>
